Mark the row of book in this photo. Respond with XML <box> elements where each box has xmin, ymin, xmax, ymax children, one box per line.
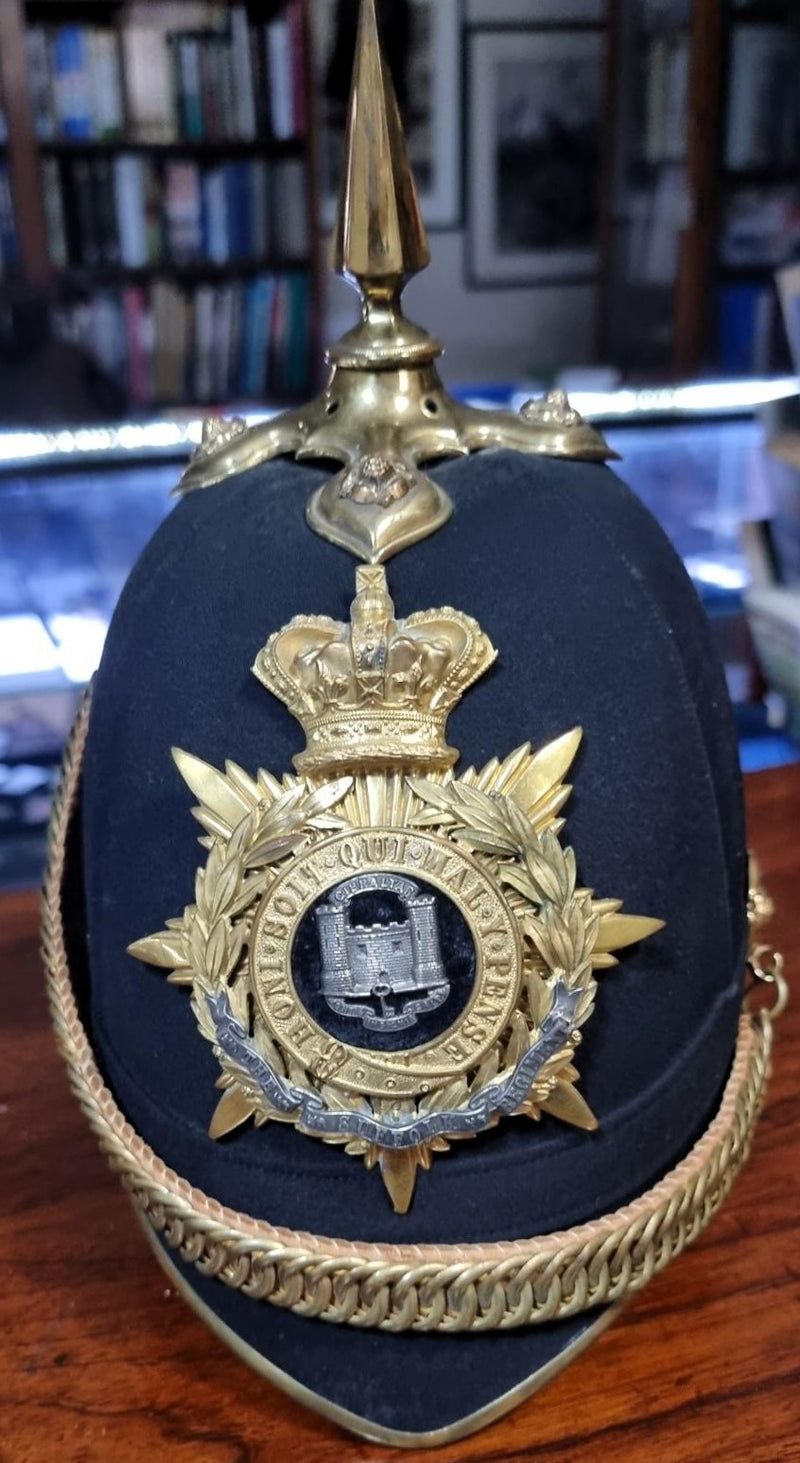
<box><xmin>42</xmin><ymin>153</ymin><xmax>308</xmax><ymax>271</ymax></box>
<box><xmin>0</xmin><ymin>164</ymin><xmax>19</xmax><ymax>278</ymax></box>
<box><xmin>26</xmin><ymin>3</ymin><xmax>306</xmax><ymax>145</ymax></box>
<box><xmin>52</xmin><ymin>274</ymin><xmax>310</xmax><ymax>406</ymax></box>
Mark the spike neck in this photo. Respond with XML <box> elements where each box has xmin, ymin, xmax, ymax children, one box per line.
<box><xmin>327</xmin><ymin>279</ymin><xmax>443</xmax><ymax>371</ymax></box>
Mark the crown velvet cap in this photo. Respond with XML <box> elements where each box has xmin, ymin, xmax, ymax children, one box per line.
<box><xmin>70</xmin><ymin>447</ymin><xmax>748</xmax><ymax>1439</ymax></box>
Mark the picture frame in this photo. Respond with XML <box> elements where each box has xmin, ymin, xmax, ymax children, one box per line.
<box><xmin>311</xmin><ymin>0</ymin><xmax>462</xmax><ymax>230</ymax></box>
<box><xmin>467</xmin><ymin>27</ymin><xmax>604</xmax><ymax>286</ymax></box>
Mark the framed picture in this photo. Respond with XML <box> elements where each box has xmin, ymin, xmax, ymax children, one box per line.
<box><xmin>467</xmin><ymin>28</ymin><xmax>604</xmax><ymax>286</ymax></box>
<box><xmin>312</xmin><ymin>0</ymin><xmax>461</xmax><ymax>230</ymax></box>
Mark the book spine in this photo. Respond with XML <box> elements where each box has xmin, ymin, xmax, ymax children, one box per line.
<box><xmin>152</xmin><ymin>281</ymin><xmax>170</xmax><ymax>401</ymax></box>
<box><xmin>228</xmin><ymin>283</ymin><xmax>243</xmax><ymax>399</ymax></box>
<box><xmin>113</xmin><ymin>154</ymin><xmax>148</xmax><ymax>268</ymax></box>
<box><xmin>0</xmin><ymin>162</ymin><xmax>19</xmax><ymax>271</ymax></box>
<box><xmin>288</xmin><ymin>1</ymin><xmax>307</xmax><ymax>139</ymax></box>
<box><xmin>123</xmin><ymin>26</ymin><xmax>177</xmax><ymax>143</ymax></box>
<box><xmin>230</xmin><ymin>5</ymin><xmax>257</xmax><ymax>141</ymax></box>
<box><xmin>203</xmin><ymin>167</ymin><xmax>229</xmax><ymax>264</ymax></box>
<box><xmin>212</xmin><ymin>283</ymin><xmax>235</xmax><ymax>400</ymax></box>
<box><xmin>179</xmin><ymin>36</ymin><xmax>204</xmax><ymax>142</ymax></box>
<box><xmin>260</xmin><ymin>274</ymin><xmax>277</xmax><ymax>395</ymax></box>
<box><xmin>238</xmin><ymin>276</ymin><xmax>257</xmax><ymax>397</ymax></box>
<box><xmin>53</xmin><ymin>26</ymin><xmax>93</xmax><ymax>140</ymax></box>
<box><xmin>752</xmin><ymin>284</ymin><xmax>777</xmax><ymax>375</ymax></box>
<box><xmin>89</xmin><ymin>30</ymin><xmax>124</xmax><ymax>141</ymax></box>
<box><xmin>269</xmin><ymin>273</ymin><xmax>287</xmax><ymax>392</ymax></box>
<box><xmin>60</xmin><ymin>160</ymin><xmax>83</xmax><ymax>266</ymax></box>
<box><xmin>250</xmin><ymin>24</ymin><xmax>270</xmax><ymax>138</ymax></box>
<box><xmin>51</xmin><ymin>29</ymin><xmax>70</xmax><ymax>138</ymax></box>
<box><xmin>216</xmin><ymin>36</ymin><xmax>236</xmax><ymax>142</ymax></box>
<box><xmin>87</xmin><ymin>289</ymin><xmax>126</xmax><ymax>384</ymax></box>
<box><xmin>239</xmin><ymin>160</ymin><xmax>253</xmax><ymax>257</ymax></box>
<box><xmin>287</xmin><ymin>270</ymin><xmax>309</xmax><ymax>393</ymax></box>
<box><xmin>73</xmin><ymin>157</ymin><xmax>99</xmax><ymax>265</ymax></box>
<box><xmin>224</xmin><ymin>162</ymin><xmax>242</xmax><ymax>258</ymax></box>
<box><xmin>200</xmin><ymin>36</ymin><xmax>220</xmax><ymax>142</ymax></box>
<box><xmin>194</xmin><ymin>284</ymin><xmax>216</xmax><ymax>401</ymax></box>
<box><xmin>26</xmin><ymin>27</ymin><xmax>56</xmax><ymax>142</ymax></box>
<box><xmin>271</xmin><ymin>158</ymin><xmax>309</xmax><ymax>259</ymax></box>
<box><xmin>73</xmin><ymin>25</ymin><xmax>92</xmax><ymax>139</ymax></box>
<box><xmin>717</xmin><ymin>283</ymin><xmax>761</xmax><ymax>374</ymax></box>
<box><xmin>663</xmin><ymin>37</ymin><xmax>689</xmax><ymax>163</ymax></box>
<box><xmin>123</xmin><ymin>285</ymin><xmax>149</xmax><ymax>405</ymax></box>
<box><xmin>93</xmin><ymin>157</ymin><xmax>120</xmax><ymax>265</ymax></box>
<box><xmin>250</xmin><ymin>161</ymin><xmax>269</xmax><ymax>261</ymax></box>
<box><xmin>164</xmin><ymin>162</ymin><xmax>202</xmax><ymax>263</ymax></box>
<box><xmin>254</xmin><ymin>275</ymin><xmax>271</xmax><ymax>398</ymax></box>
<box><xmin>41</xmin><ymin>157</ymin><xmax>68</xmax><ymax>269</ymax></box>
<box><xmin>253</xmin><ymin>275</ymin><xmax>270</xmax><ymax>396</ymax></box>
<box><xmin>644</xmin><ymin>37</ymin><xmax>667</xmax><ymax>165</ymax></box>
<box><xmin>266</xmin><ymin>19</ymin><xmax>294</xmax><ymax>140</ymax></box>
<box><xmin>142</xmin><ymin>160</ymin><xmax>164</xmax><ymax>264</ymax></box>
<box><xmin>776</xmin><ymin>263</ymin><xmax>800</xmax><ymax>375</ymax></box>
<box><xmin>176</xmin><ymin>288</ymin><xmax>190</xmax><ymax>402</ymax></box>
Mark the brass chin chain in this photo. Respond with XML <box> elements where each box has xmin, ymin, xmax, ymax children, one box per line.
<box><xmin>43</xmin><ymin>697</ymin><xmax>784</xmax><ymax>1335</ymax></box>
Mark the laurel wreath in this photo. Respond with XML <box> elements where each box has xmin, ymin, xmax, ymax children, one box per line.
<box><xmin>131</xmin><ymin>756</ymin><xmax>602</xmax><ymax>1178</ymax></box>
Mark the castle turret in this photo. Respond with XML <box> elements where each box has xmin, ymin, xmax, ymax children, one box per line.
<box><xmin>315</xmin><ymin>902</ymin><xmax>352</xmax><ymax>995</ymax></box>
<box><xmin>408</xmin><ymin>895</ymin><xmax>445</xmax><ymax>988</ymax></box>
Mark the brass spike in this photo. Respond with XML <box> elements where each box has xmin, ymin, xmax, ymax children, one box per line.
<box><xmin>333</xmin><ymin>0</ymin><xmax>429</xmax><ymax>286</ymax></box>
<box><xmin>178</xmin><ymin>0</ymin><xmax>615</xmax><ymax>562</ymax></box>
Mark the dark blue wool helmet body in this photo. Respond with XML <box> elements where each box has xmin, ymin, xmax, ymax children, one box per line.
<box><xmin>74</xmin><ymin>446</ymin><xmax>747</xmax><ymax>1436</ymax></box>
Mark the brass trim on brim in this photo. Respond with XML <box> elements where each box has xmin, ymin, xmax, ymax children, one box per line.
<box><xmin>43</xmin><ymin>696</ymin><xmax>775</xmax><ymax>1338</ymax></box>
<box><xmin>140</xmin><ymin>1218</ymin><xmax>623</xmax><ymax>1449</ymax></box>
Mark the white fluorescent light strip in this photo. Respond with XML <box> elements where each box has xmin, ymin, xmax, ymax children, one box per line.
<box><xmin>0</xmin><ymin>411</ymin><xmax>275</xmax><ymax>467</ymax></box>
<box><xmin>47</xmin><ymin>613</ymin><xmax>109</xmax><ymax>684</ymax></box>
<box><xmin>0</xmin><ymin>615</ymin><xmax>61</xmax><ymax>676</ymax></box>
<box><xmin>0</xmin><ymin>381</ymin><xmax>796</xmax><ymax>470</ymax></box>
<box><xmin>684</xmin><ymin>557</ymin><xmax>748</xmax><ymax>592</ymax></box>
<box><xmin>512</xmin><ymin>377</ymin><xmax>799</xmax><ymax>420</ymax></box>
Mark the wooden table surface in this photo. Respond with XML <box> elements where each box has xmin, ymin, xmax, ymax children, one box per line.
<box><xmin>1</xmin><ymin>767</ymin><xmax>798</xmax><ymax>1463</ymax></box>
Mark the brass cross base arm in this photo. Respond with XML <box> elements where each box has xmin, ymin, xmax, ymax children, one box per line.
<box><xmin>178</xmin><ymin>375</ymin><xmax>616</xmax><ymax>565</ymax></box>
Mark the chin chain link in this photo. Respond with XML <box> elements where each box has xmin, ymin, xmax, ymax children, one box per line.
<box><xmin>746</xmin><ymin>853</ymin><xmax>788</xmax><ymax>1024</ymax></box>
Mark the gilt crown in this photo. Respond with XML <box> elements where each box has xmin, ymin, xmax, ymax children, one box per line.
<box><xmin>252</xmin><ymin>566</ymin><xmax>496</xmax><ymax>775</ymax></box>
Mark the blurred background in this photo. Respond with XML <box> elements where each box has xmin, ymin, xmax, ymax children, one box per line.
<box><xmin>1</xmin><ymin>0</ymin><xmax>800</xmax><ymax>888</ymax></box>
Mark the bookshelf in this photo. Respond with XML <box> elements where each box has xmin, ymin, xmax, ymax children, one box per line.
<box><xmin>601</xmin><ymin>0</ymin><xmax>800</xmax><ymax>379</ymax></box>
<box><xmin>0</xmin><ymin>0</ymin><xmax>323</xmax><ymax>414</ymax></box>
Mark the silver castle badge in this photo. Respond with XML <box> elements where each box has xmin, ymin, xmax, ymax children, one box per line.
<box><xmin>316</xmin><ymin>874</ymin><xmax>449</xmax><ymax>1032</ymax></box>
